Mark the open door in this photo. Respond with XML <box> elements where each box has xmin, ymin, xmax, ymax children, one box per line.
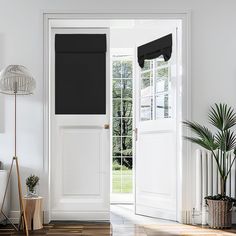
<box><xmin>135</xmin><ymin>31</ymin><xmax>178</xmax><ymax>221</ymax></box>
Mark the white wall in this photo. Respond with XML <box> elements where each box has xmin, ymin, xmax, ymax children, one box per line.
<box><xmin>0</xmin><ymin>0</ymin><xmax>236</xmax><ymax>218</ymax></box>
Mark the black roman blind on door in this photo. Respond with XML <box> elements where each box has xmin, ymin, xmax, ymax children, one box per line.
<box><xmin>55</xmin><ymin>34</ymin><xmax>107</xmax><ymax>114</ymax></box>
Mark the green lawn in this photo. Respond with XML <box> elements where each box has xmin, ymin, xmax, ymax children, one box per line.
<box><xmin>112</xmin><ymin>169</ymin><xmax>133</xmax><ymax>193</ymax></box>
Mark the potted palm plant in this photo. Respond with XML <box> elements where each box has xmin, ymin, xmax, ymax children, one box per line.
<box><xmin>184</xmin><ymin>103</ymin><xmax>236</xmax><ymax>228</ymax></box>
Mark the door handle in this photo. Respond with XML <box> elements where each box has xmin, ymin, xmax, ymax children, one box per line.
<box><xmin>104</xmin><ymin>124</ymin><xmax>110</xmax><ymax>129</ymax></box>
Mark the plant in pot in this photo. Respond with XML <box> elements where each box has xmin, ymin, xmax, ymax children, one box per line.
<box><xmin>184</xmin><ymin>103</ymin><xmax>236</xmax><ymax>229</ymax></box>
<box><xmin>26</xmin><ymin>174</ymin><xmax>39</xmax><ymax>198</ymax></box>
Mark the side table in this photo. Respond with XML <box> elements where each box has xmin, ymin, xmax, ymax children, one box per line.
<box><xmin>23</xmin><ymin>196</ymin><xmax>43</xmax><ymax>230</ymax></box>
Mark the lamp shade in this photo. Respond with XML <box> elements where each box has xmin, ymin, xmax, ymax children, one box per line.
<box><xmin>0</xmin><ymin>65</ymin><xmax>36</xmax><ymax>95</ymax></box>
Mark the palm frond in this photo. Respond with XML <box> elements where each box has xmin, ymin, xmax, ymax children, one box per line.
<box><xmin>215</xmin><ymin>130</ymin><xmax>236</xmax><ymax>152</ymax></box>
<box><xmin>209</xmin><ymin>103</ymin><xmax>236</xmax><ymax>131</ymax></box>
<box><xmin>183</xmin><ymin>121</ymin><xmax>218</xmax><ymax>150</ymax></box>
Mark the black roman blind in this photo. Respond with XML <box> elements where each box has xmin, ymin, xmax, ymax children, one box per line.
<box><xmin>138</xmin><ymin>34</ymin><xmax>172</xmax><ymax>68</ymax></box>
<box><xmin>55</xmin><ymin>34</ymin><xmax>107</xmax><ymax>114</ymax></box>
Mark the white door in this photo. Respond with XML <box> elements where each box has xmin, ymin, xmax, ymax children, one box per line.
<box><xmin>135</xmin><ymin>31</ymin><xmax>178</xmax><ymax>221</ymax></box>
<box><xmin>50</xmin><ymin>28</ymin><xmax>110</xmax><ymax>221</ymax></box>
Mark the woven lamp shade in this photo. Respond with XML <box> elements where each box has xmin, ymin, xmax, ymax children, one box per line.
<box><xmin>0</xmin><ymin>65</ymin><xmax>36</xmax><ymax>95</ymax></box>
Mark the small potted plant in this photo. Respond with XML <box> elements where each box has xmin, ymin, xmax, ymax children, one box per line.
<box><xmin>26</xmin><ymin>174</ymin><xmax>39</xmax><ymax>197</ymax></box>
<box><xmin>184</xmin><ymin>103</ymin><xmax>236</xmax><ymax>228</ymax></box>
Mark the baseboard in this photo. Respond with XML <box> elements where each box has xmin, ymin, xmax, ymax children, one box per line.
<box><xmin>9</xmin><ymin>210</ymin><xmax>50</xmax><ymax>224</ymax></box>
<box><xmin>50</xmin><ymin>211</ymin><xmax>110</xmax><ymax>221</ymax></box>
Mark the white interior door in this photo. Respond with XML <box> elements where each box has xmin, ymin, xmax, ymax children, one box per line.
<box><xmin>135</xmin><ymin>31</ymin><xmax>178</xmax><ymax>221</ymax></box>
<box><xmin>50</xmin><ymin>28</ymin><xmax>110</xmax><ymax>221</ymax></box>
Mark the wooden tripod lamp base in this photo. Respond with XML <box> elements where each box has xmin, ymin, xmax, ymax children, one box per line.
<box><xmin>0</xmin><ymin>157</ymin><xmax>29</xmax><ymax>236</ymax></box>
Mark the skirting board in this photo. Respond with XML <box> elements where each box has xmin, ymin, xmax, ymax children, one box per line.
<box><xmin>50</xmin><ymin>211</ymin><xmax>110</xmax><ymax>221</ymax></box>
<box><xmin>9</xmin><ymin>211</ymin><xmax>109</xmax><ymax>224</ymax></box>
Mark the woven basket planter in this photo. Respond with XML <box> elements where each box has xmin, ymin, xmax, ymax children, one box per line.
<box><xmin>207</xmin><ymin>199</ymin><xmax>232</xmax><ymax>229</ymax></box>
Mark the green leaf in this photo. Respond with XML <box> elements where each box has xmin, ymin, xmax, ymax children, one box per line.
<box><xmin>183</xmin><ymin>121</ymin><xmax>218</xmax><ymax>150</ymax></box>
<box><xmin>208</xmin><ymin>103</ymin><xmax>236</xmax><ymax>131</ymax></box>
<box><xmin>215</xmin><ymin>130</ymin><xmax>236</xmax><ymax>152</ymax></box>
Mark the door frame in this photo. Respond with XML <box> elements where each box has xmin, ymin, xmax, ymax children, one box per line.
<box><xmin>43</xmin><ymin>10</ymin><xmax>191</xmax><ymax>223</ymax></box>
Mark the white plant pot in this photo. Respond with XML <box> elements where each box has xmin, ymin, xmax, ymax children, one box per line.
<box><xmin>0</xmin><ymin>170</ymin><xmax>10</xmax><ymax>223</ymax></box>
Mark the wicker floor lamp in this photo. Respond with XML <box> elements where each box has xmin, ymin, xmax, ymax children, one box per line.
<box><xmin>0</xmin><ymin>65</ymin><xmax>36</xmax><ymax>236</ymax></box>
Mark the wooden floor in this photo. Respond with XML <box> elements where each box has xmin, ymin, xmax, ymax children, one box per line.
<box><xmin>1</xmin><ymin>223</ymin><xmax>236</xmax><ymax>236</ymax></box>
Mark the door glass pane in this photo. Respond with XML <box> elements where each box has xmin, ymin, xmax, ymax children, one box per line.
<box><xmin>122</xmin><ymin>137</ymin><xmax>132</xmax><ymax>156</ymax></box>
<box><xmin>113</xmin><ymin>61</ymin><xmax>122</xmax><ymax>78</ymax></box>
<box><xmin>112</xmin><ymin>158</ymin><xmax>121</xmax><ymax>193</ymax></box>
<box><xmin>122</xmin><ymin>118</ymin><xmax>133</xmax><ymax>136</ymax></box>
<box><xmin>122</xmin><ymin>100</ymin><xmax>132</xmax><ymax>117</ymax></box>
<box><xmin>140</xmin><ymin>57</ymin><xmax>171</xmax><ymax>121</ymax></box>
<box><xmin>122</xmin><ymin>61</ymin><xmax>132</xmax><ymax>78</ymax></box>
<box><xmin>113</xmin><ymin>80</ymin><xmax>121</xmax><ymax>98</ymax></box>
<box><xmin>156</xmin><ymin>94</ymin><xmax>171</xmax><ymax>119</ymax></box>
<box><xmin>141</xmin><ymin>97</ymin><xmax>152</xmax><ymax>121</ymax></box>
<box><xmin>122</xmin><ymin>80</ymin><xmax>132</xmax><ymax>98</ymax></box>
<box><xmin>113</xmin><ymin>100</ymin><xmax>121</xmax><ymax>117</ymax></box>
<box><xmin>113</xmin><ymin>118</ymin><xmax>122</xmax><ymax>136</ymax></box>
<box><xmin>121</xmin><ymin>158</ymin><xmax>133</xmax><ymax>193</ymax></box>
<box><xmin>113</xmin><ymin>137</ymin><xmax>121</xmax><ymax>156</ymax></box>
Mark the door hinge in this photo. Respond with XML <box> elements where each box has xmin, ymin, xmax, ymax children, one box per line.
<box><xmin>134</xmin><ymin>128</ymin><xmax>138</xmax><ymax>141</ymax></box>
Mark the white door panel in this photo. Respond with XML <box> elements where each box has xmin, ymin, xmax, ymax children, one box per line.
<box><xmin>135</xmin><ymin>29</ymin><xmax>178</xmax><ymax>221</ymax></box>
<box><xmin>50</xmin><ymin>28</ymin><xmax>110</xmax><ymax>221</ymax></box>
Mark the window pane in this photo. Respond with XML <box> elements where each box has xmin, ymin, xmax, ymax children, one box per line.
<box><xmin>156</xmin><ymin>94</ymin><xmax>171</xmax><ymax>119</ymax></box>
<box><xmin>113</xmin><ymin>157</ymin><xmax>121</xmax><ymax>170</ymax></box>
<box><xmin>113</xmin><ymin>137</ymin><xmax>121</xmax><ymax>156</ymax></box>
<box><xmin>122</xmin><ymin>61</ymin><xmax>132</xmax><ymax>78</ymax></box>
<box><xmin>121</xmin><ymin>158</ymin><xmax>133</xmax><ymax>193</ymax></box>
<box><xmin>122</xmin><ymin>80</ymin><xmax>132</xmax><ymax>98</ymax></box>
<box><xmin>155</xmin><ymin>78</ymin><xmax>169</xmax><ymax>94</ymax></box>
<box><xmin>113</xmin><ymin>118</ymin><xmax>122</xmax><ymax>136</ymax></box>
<box><xmin>156</xmin><ymin>67</ymin><xmax>169</xmax><ymax>78</ymax></box>
<box><xmin>113</xmin><ymin>61</ymin><xmax>122</xmax><ymax>78</ymax></box>
<box><xmin>122</xmin><ymin>118</ymin><xmax>133</xmax><ymax>136</ymax></box>
<box><xmin>141</xmin><ymin>70</ymin><xmax>153</xmax><ymax>79</ymax></box>
<box><xmin>142</xmin><ymin>60</ymin><xmax>153</xmax><ymax>71</ymax></box>
<box><xmin>156</xmin><ymin>59</ymin><xmax>168</xmax><ymax>67</ymax></box>
<box><xmin>123</xmin><ymin>157</ymin><xmax>133</xmax><ymax>169</ymax></box>
<box><xmin>122</xmin><ymin>137</ymin><xmax>132</xmax><ymax>156</ymax></box>
<box><xmin>113</xmin><ymin>100</ymin><xmax>121</xmax><ymax>117</ymax></box>
<box><xmin>113</xmin><ymin>80</ymin><xmax>121</xmax><ymax>98</ymax></box>
<box><xmin>122</xmin><ymin>100</ymin><xmax>132</xmax><ymax>117</ymax></box>
<box><xmin>141</xmin><ymin>97</ymin><xmax>152</xmax><ymax>121</ymax></box>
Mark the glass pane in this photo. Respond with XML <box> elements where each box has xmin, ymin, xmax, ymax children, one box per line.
<box><xmin>122</xmin><ymin>100</ymin><xmax>132</xmax><ymax>117</ymax></box>
<box><xmin>155</xmin><ymin>78</ymin><xmax>169</xmax><ymax>94</ymax></box>
<box><xmin>156</xmin><ymin>58</ymin><xmax>168</xmax><ymax>67</ymax></box>
<box><xmin>142</xmin><ymin>60</ymin><xmax>153</xmax><ymax>71</ymax></box>
<box><xmin>141</xmin><ymin>97</ymin><xmax>152</xmax><ymax>121</ymax></box>
<box><xmin>156</xmin><ymin>94</ymin><xmax>171</xmax><ymax>119</ymax></box>
<box><xmin>113</xmin><ymin>61</ymin><xmax>122</xmax><ymax>78</ymax></box>
<box><xmin>122</xmin><ymin>118</ymin><xmax>133</xmax><ymax>136</ymax></box>
<box><xmin>113</xmin><ymin>118</ymin><xmax>122</xmax><ymax>136</ymax></box>
<box><xmin>122</xmin><ymin>80</ymin><xmax>132</xmax><ymax>98</ymax></box>
<box><xmin>156</xmin><ymin>67</ymin><xmax>169</xmax><ymax>78</ymax></box>
<box><xmin>113</xmin><ymin>157</ymin><xmax>121</xmax><ymax>170</ymax></box>
<box><xmin>122</xmin><ymin>61</ymin><xmax>132</xmax><ymax>78</ymax></box>
<box><xmin>113</xmin><ymin>100</ymin><xmax>121</xmax><ymax>117</ymax></box>
<box><xmin>113</xmin><ymin>172</ymin><xmax>121</xmax><ymax>195</ymax></box>
<box><xmin>123</xmin><ymin>157</ymin><xmax>133</xmax><ymax>169</ymax></box>
<box><xmin>113</xmin><ymin>80</ymin><xmax>121</xmax><ymax>98</ymax></box>
<box><xmin>141</xmin><ymin>70</ymin><xmax>153</xmax><ymax>79</ymax></box>
<box><xmin>113</xmin><ymin>137</ymin><xmax>121</xmax><ymax>156</ymax></box>
<box><xmin>122</xmin><ymin>137</ymin><xmax>132</xmax><ymax>156</ymax></box>
<box><xmin>121</xmin><ymin>158</ymin><xmax>133</xmax><ymax>193</ymax></box>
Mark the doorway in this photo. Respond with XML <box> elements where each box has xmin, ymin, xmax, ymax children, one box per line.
<box><xmin>44</xmin><ymin>13</ymin><xmax>190</xmax><ymax>224</ymax></box>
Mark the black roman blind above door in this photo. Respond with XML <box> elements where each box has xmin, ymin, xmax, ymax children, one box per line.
<box><xmin>55</xmin><ymin>34</ymin><xmax>107</xmax><ymax>114</ymax></box>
